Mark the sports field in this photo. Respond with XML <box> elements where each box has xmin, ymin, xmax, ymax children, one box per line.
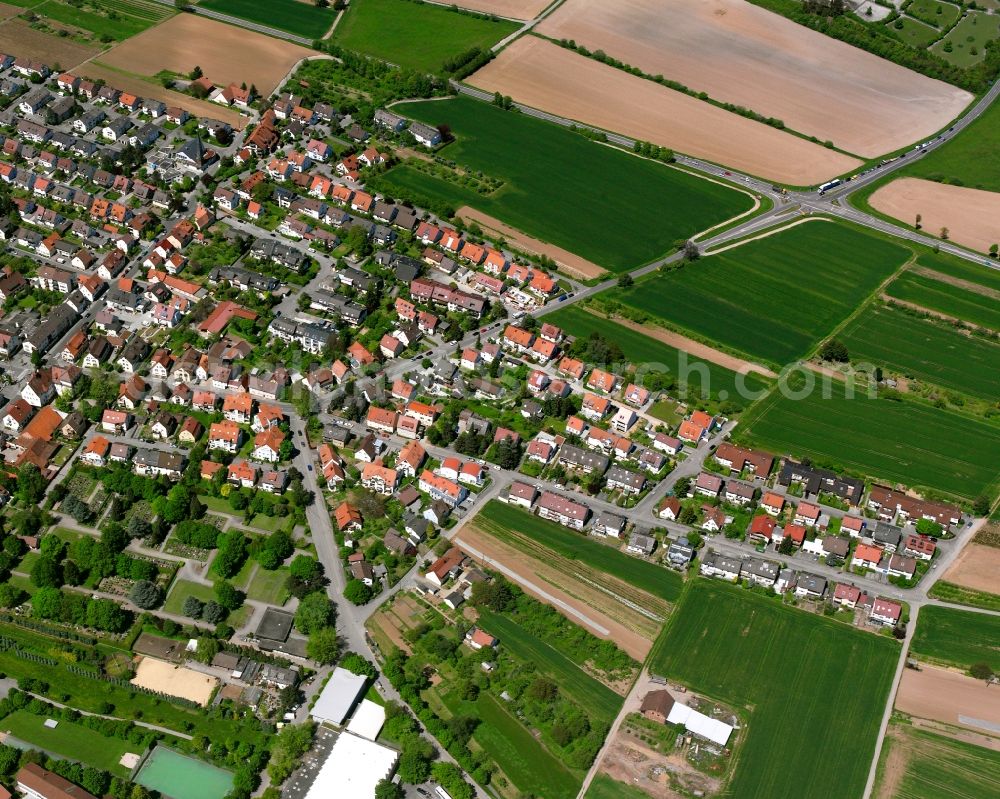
<box><xmin>874</xmin><ymin>721</ymin><xmax>1000</xmax><ymax>799</ymax></box>
<box><xmin>839</xmin><ymin>304</ymin><xmax>1000</xmax><ymax>400</ymax></box>
<box><xmin>197</xmin><ymin>0</ymin><xmax>335</xmax><ymax>38</ymax></box>
<box><xmin>475</xmin><ymin>501</ymin><xmax>683</xmax><ymax>603</ymax></box>
<box><xmin>737</xmin><ymin>384</ymin><xmax>1000</xmax><ymax>500</ymax></box>
<box><xmin>378</xmin><ymin>96</ymin><xmax>754</xmax><ymax>273</ymax></box>
<box><xmin>476</xmin><ymin>608</ymin><xmax>623</xmax><ymax>722</ymax></box>
<box><xmin>651</xmin><ymin>580</ymin><xmax>898</xmax><ymax>799</ymax></box>
<box><xmin>1</xmin><ymin>710</ymin><xmax>134</xmax><ymax>775</ymax></box>
<box><xmin>613</xmin><ymin>221</ymin><xmax>912</xmax><ymax>364</ymax></box>
<box><xmin>332</xmin><ymin>0</ymin><xmax>518</xmax><ymax>72</ymax></box>
<box><xmin>136</xmin><ymin>746</ymin><xmax>234</xmax><ymax>799</ymax></box>
<box><xmin>545</xmin><ymin>305</ymin><xmax>771</xmax><ymax>407</ymax></box>
<box><xmin>911</xmin><ymin>605</ymin><xmax>1000</xmax><ymax>671</ymax></box>
<box><xmin>886</xmin><ymin>270</ymin><xmax>1000</xmax><ymax>331</ymax></box>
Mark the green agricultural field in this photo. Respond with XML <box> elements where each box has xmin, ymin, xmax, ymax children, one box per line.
<box><xmin>376</xmin><ymin>96</ymin><xmax>753</xmax><ymax>273</ymax></box>
<box><xmin>1</xmin><ymin>710</ymin><xmax>134</xmax><ymax>775</ymax></box>
<box><xmin>911</xmin><ymin>605</ymin><xmax>1000</xmax><ymax>670</ymax></box>
<box><xmin>887</xmin><ymin>15</ymin><xmax>942</xmax><ymax>48</ymax></box>
<box><xmin>475</xmin><ymin>501</ymin><xmax>683</xmax><ymax>603</ymax></box>
<box><xmin>737</xmin><ymin>382</ymin><xmax>1000</xmax><ymax>500</ymax></box>
<box><xmin>613</xmin><ymin>221</ymin><xmax>911</xmax><ymax>364</ymax></box>
<box><xmin>475</xmin><ymin>609</ymin><xmax>623</xmax><ymax>723</ymax></box>
<box><xmin>650</xmin><ymin>581</ymin><xmax>898</xmax><ymax>799</ymax></box>
<box><xmin>916</xmin><ymin>250</ymin><xmax>1000</xmax><ymax>293</ymax></box>
<box><xmin>586</xmin><ymin>774</ymin><xmax>651</xmax><ymax>799</ymax></box>
<box><xmin>29</xmin><ymin>0</ymin><xmax>169</xmax><ymax>41</ymax></box>
<box><xmin>928</xmin><ymin>580</ymin><xmax>1000</xmax><ymax>612</ymax></box>
<box><xmin>905</xmin><ymin>0</ymin><xmax>960</xmax><ymax>29</ymax></box>
<box><xmin>932</xmin><ymin>11</ymin><xmax>1000</xmax><ymax>67</ymax></box>
<box><xmin>472</xmin><ymin>692</ymin><xmax>581</xmax><ymax>799</ymax></box>
<box><xmin>545</xmin><ymin>305</ymin><xmax>771</xmax><ymax>410</ymax></box>
<box><xmin>839</xmin><ymin>303</ymin><xmax>1000</xmax><ymax>400</ymax></box>
<box><xmin>197</xmin><ymin>0</ymin><xmax>335</xmax><ymax>38</ymax></box>
<box><xmin>882</xmin><ymin>90</ymin><xmax>1000</xmax><ymax>191</ymax></box>
<box><xmin>875</xmin><ymin>722</ymin><xmax>1000</xmax><ymax>799</ymax></box>
<box><xmin>333</xmin><ymin>0</ymin><xmax>517</xmax><ymax>72</ymax></box>
<box><xmin>886</xmin><ymin>271</ymin><xmax>1000</xmax><ymax>331</ymax></box>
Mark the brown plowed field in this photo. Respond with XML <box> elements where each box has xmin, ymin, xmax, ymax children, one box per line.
<box><xmin>450</xmin><ymin>0</ymin><xmax>549</xmax><ymax>18</ymax></box>
<box><xmin>536</xmin><ymin>0</ymin><xmax>971</xmax><ymax>158</ymax></box>
<box><xmin>469</xmin><ymin>36</ymin><xmax>862</xmax><ymax>185</ymax></box>
<box><xmin>0</xmin><ymin>19</ymin><xmax>102</xmax><ymax>69</ymax></box>
<box><xmin>897</xmin><ymin>665</ymin><xmax>1000</xmax><ymax>735</ymax></box>
<box><xmin>99</xmin><ymin>13</ymin><xmax>315</xmax><ymax>96</ymax></box>
<box><xmin>942</xmin><ymin>542</ymin><xmax>1000</xmax><ymax>594</ymax></box>
<box><xmin>870</xmin><ymin>177</ymin><xmax>1000</xmax><ymax>254</ymax></box>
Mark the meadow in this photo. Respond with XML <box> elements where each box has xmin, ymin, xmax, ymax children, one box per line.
<box><xmin>332</xmin><ymin>0</ymin><xmax>517</xmax><ymax>72</ymax></box>
<box><xmin>886</xmin><ymin>270</ymin><xmax>1000</xmax><ymax>331</ymax></box>
<box><xmin>888</xmin><ymin>15</ymin><xmax>942</xmax><ymax>49</ymax></box>
<box><xmin>875</xmin><ymin>722</ymin><xmax>1000</xmax><ymax>799</ymax></box>
<box><xmin>905</xmin><ymin>0</ymin><xmax>960</xmax><ymax>29</ymax></box>
<box><xmin>737</xmin><ymin>383</ymin><xmax>1000</xmax><ymax>500</ymax></box>
<box><xmin>2</xmin><ymin>709</ymin><xmax>134</xmax><ymax>775</ymax></box>
<box><xmin>586</xmin><ymin>774</ymin><xmax>650</xmax><ymax>799</ymax></box>
<box><xmin>471</xmin><ymin>692</ymin><xmax>581</xmax><ymax>799</ymax></box>
<box><xmin>839</xmin><ymin>303</ymin><xmax>1000</xmax><ymax>400</ymax></box>
<box><xmin>932</xmin><ymin>11</ymin><xmax>1000</xmax><ymax>67</ymax></box>
<box><xmin>885</xmin><ymin>92</ymin><xmax>1000</xmax><ymax>191</ymax></box>
<box><xmin>614</xmin><ymin>221</ymin><xmax>911</xmax><ymax>364</ymax></box>
<box><xmin>651</xmin><ymin>581</ymin><xmax>898</xmax><ymax>799</ymax></box>
<box><xmin>911</xmin><ymin>605</ymin><xmax>1000</xmax><ymax>670</ymax></box>
<box><xmin>197</xmin><ymin>0</ymin><xmax>335</xmax><ymax>38</ymax></box>
<box><xmin>475</xmin><ymin>608</ymin><xmax>623</xmax><ymax>722</ymax></box>
<box><xmin>476</xmin><ymin>501</ymin><xmax>683</xmax><ymax>603</ymax></box>
<box><xmin>377</xmin><ymin>96</ymin><xmax>753</xmax><ymax>273</ymax></box>
<box><xmin>545</xmin><ymin>305</ymin><xmax>771</xmax><ymax>410</ymax></box>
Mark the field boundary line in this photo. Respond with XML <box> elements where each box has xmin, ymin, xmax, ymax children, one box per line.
<box><xmin>702</xmin><ymin>216</ymin><xmax>832</xmax><ymax>255</ymax></box>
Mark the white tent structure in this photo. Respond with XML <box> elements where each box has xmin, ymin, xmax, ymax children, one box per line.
<box><xmin>666</xmin><ymin>702</ymin><xmax>733</xmax><ymax>746</ymax></box>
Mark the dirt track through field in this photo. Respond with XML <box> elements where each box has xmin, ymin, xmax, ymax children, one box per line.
<box><xmin>99</xmin><ymin>13</ymin><xmax>315</xmax><ymax>96</ymax></box>
<box><xmin>912</xmin><ymin>265</ymin><xmax>1000</xmax><ymax>301</ymax></box>
<box><xmin>456</xmin><ymin>525</ymin><xmax>655</xmax><ymax>660</ymax></box>
<box><xmin>942</xmin><ymin>543</ymin><xmax>1000</xmax><ymax>594</ymax></box>
<box><xmin>469</xmin><ymin>37</ymin><xmax>862</xmax><ymax>185</ymax></box>
<box><xmin>582</xmin><ymin>307</ymin><xmax>777</xmax><ymax>378</ymax></box>
<box><xmin>870</xmin><ymin>177</ymin><xmax>1000</xmax><ymax>254</ymax></box>
<box><xmin>457</xmin><ymin>206</ymin><xmax>607</xmax><ymax>279</ymax></box>
<box><xmin>537</xmin><ymin>0</ymin><xmax>971</xmax><ymax>157</ymax></box>
<box><xmin>897</xmin><ymin>665</ymin><xmax>1000</xmax><ymax>734</ymax></box>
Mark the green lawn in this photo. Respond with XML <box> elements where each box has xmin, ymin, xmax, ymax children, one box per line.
<box><xmin>376</xmin><ymin>96</ymin><xmax>753</xmax><ymax>273</ymax></box>
<box><xmin>932</xmin><ymin>11</ymin><xmax>1000</xmax><ymax>67</ymax></box>
<box><xmin>612</xmin><ymin>221</ymin><xmax>911</xmax><ymax>364</ymax></box>
<box><xmin>911</xmin><ymin>604</ymin><xmax>1000</xmax><ymax>670</ymax></box>
<box><xmin>163</xmin><ymin>579</ymin><xmax>215</xmax><ymax>616</ymax></box>
<box><xmin>475</xmin><ymin>501</ymin><xmax>683</xmax><ymax>603</ymax></box>
<box><xmin>333</xmin><ymin>0</ymin><xmax>517</xmax><ymax>72</ymax></box>
<box><xmin>472</xmin><ymin>692</ymin><xmax>581</xmax><ymax>799</ymax></box>
<box><xmin>875</xmin><ymin>722</ymin><xmax>1000</xmax><ymax>799</ymax></box>
<box><xmin>886</xmin><ymin>271</ymin><xmax>1000</xmax><ymax>331</ymax></box>
<box><xmin>545</xmin><ymin>305</ymin><xmax>771</xmax><ymax>411</ymax></box>
<box><xmin>1</xmin><ymin>710</ymin><xmax>134</xmax><ymax>775</ymax></box>
<box><xmin>650</xmin><ymin>581</ymin><xmax>899</xmax><ymax>799</ymax></box>
<box><xmin>197</xmin><ymin>0</ymin><xmax>335</xmax><ymax>38</ymax></box>
<box><xmin>585</xmin><ymin>774</ymin><xmax>651</xmax><ymax>799</ymax></box>
<box><xmin>905</xmin><ymin>0</ymin><xmax>960</xmax><ymax>29</ymax></box>
<box><xmin>887</xmin><ymin>15</ymin><xmax>942</xmax><ymax>48</ymax></box>
<box><xmin>737</xmin><ymin>382</ymin><xmax>1000</xmax><ymax>500</ymax></box>
<box><xmin>244</xmin><ymin>565</ymin><xmax>290</xmax><ymax>606</ymax></box>
<box><xmin>475</xmin><ymin>608</ymin><xmax>623</xmax><ymax>723</ymax></box>
<box><xmin>839</xmin><ymin>303</ymin><xmax>1000</xmax><ymax>400</ymax></box>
